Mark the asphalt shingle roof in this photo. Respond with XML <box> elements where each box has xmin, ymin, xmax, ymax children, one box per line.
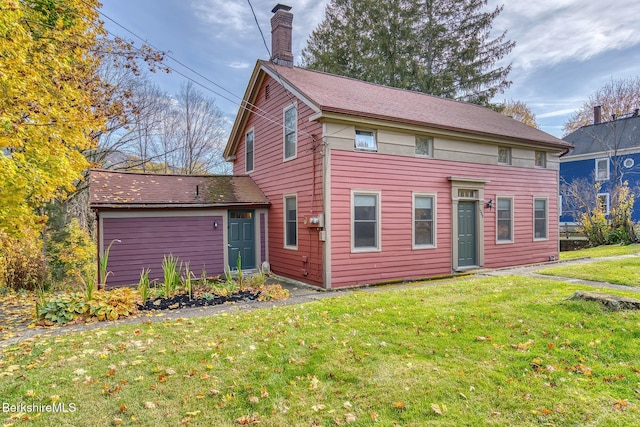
<box><xmin>562</xmin><ymin>115</ymin><xmax>640</xmax><ymax>157</ymax></box>
<box><xmin>90</xmin><ymin>169</ymin><xmax>270</xmax><ymax>208</ymax></box>
<box><xmin>261</xmin><ymin>60</ymin><xmax>571</xmax><ymax>150</ymax></box>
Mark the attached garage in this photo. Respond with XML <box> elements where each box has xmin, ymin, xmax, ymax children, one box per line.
<box><xmin>90</xmin><ymin>170</ymin><xmax>270</xmax><ymax>287</ymax></box>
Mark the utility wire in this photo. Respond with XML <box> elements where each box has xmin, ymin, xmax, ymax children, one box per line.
<box><xmin>247</xmin><ymin>0</ymin><xmax>271</xmax><ymax>57</ymax></box>
<box><xmin>245</xmin><ymin>0</ymin><xmax>319</xmax><ymax>146</ymax></box>
<box><xmin>78</xmin><ymin>0</ymin><xmax>318</xmax><ymax>140</ymax></box>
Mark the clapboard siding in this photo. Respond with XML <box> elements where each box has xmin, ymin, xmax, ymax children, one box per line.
<box><xmin>329</xmin><ymin>150</ymin><xmax>559</xmax><ymax>288</ymax></box>
<box><xmin>103</xmin><ymin>216</ymin><xmax>224</xmax><ymax>286</ymax></box>
<box><xmin>232</xmin><ymin>75</ymin><xmax>324</xmax><ymax>286</ymax></box>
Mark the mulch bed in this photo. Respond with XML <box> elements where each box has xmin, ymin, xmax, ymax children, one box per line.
<box><xmin>138</xmin><ymin>290</ymin><xmax>260</xmax><ymax>311</ymax></box>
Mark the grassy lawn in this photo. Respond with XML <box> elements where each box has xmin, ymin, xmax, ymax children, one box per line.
<box><xmin>539</xmin><ymin>258</ymin><xmax>640</xmax><ymax>286</ymax></box>
<box><xmin>560</xmin><ymin>244</ymin><xmax>640</xmax><ymax>260</ymax></box>
<box><xmin>2</xmin><ymin>277</ymin><xmax>640</xmax><ymax>426</ymax></box>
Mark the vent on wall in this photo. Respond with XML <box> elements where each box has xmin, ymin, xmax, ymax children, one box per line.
<box><xmin>265</xmin><ymin>84</ymin><xmax>270</xmax><ymax>100</ymax></box>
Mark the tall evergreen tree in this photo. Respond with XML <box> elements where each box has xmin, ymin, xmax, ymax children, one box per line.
<box><xmin>302</xmin><ymin>0</ymin><xmax>514</xmax><ymax>106</ymax></box>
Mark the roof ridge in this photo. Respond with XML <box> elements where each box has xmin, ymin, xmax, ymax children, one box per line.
<box><xmin>260</xmin><ymin>60</ymin><xmax>496</xmax><ymax>113</ymax></box>
<box><xmin>90</xmin><ymin>168</ymin><xmax>237</xmax><ymax>179</ymax></box>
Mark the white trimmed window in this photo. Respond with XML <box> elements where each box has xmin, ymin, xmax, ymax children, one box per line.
<box><xmin>534</xmin><ymin>198</ymin><xmax>548</xmax><ymax>240</ymax></box>
<box><xmin>498</xmin><ymin>147</ymin><xmax>511</xmax><ymax>165</ymax></box>
<box><xmin>535</xmin><ymin>151</ymin><xmax>546</xmax><ymax>168</ymax></box>
<box><xmin>245</xmin><ymin>129</ymin><xmax>254</xmax><ymax>173</ymax></box>
<box><xmin>415</xmin><ymin>136</ymin><xmax>433</xmax><ymax>157</ymax></box>
<box><xmin>284</xmin><ymin>104</ymin><xmax>297</xmax><ymax>160</ymax></box>
<box><xmin>597</xmin><ymin>193</ymin><xmax>610</xmax><ymax>215</ymax></box>
<box><xmin>352</xmin><ymin>191</ymin><xmax>380</xmax><ymax>251</ymax></box>
<box><xmin>284</xmin><ymin>195</ymin><xmax>297</xmax><ymax>249</ymax></box>
<box><xmin>595</xmin><ymin>158</ymin><xmax>609</xmax><ymax>181</ymax></box>
<box><xmin>355</xmin><ymin>130</ymin><xmax>377</xmax><ymax>151</ymax></box>
<box><xmin>413</xmin><ymin>194</ymin><xmax>436</xmax><ymax>248</ymax></box>
<box><xmin>496</xmin><ymin>197</ymin><xmax>513</xmax><ymax>243</ymax></box>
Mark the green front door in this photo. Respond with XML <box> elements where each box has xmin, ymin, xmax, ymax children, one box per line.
<box><xmin>458</xmin><ymin>201</ymin><xmax>477</xmax><ymax>267</ymax></box>
<box><xmin>228</xmin><ymin>210</ymin><xmax>255</xmax><ymax>270</ymax></box>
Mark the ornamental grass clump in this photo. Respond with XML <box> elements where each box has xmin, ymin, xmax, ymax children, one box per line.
<box><xmin>162</xmin><ymin>254</ymin><xmax>181</xmax><ymax>298</ymax></box>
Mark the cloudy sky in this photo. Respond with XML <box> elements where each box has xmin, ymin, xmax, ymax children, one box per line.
<box><xmin>100</xmin><ymin>0</ymin><xmax>640</xmax><ymax>138</ymax></box>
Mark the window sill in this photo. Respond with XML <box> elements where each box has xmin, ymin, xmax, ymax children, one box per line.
<box><xmin>413</xmin><ymin>244</ymin><xmax>436</xmax><ymax>250</ymax></box>
<box><xmin>351</xmin><ymin>247</ymin><xmax>381</xmax><ymax>254</ymax></box>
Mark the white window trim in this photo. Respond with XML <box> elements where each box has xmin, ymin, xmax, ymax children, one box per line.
<box><xmin>533</xmin><ymin>196</ymin><xmax>548</xmax><ymax>241</ymax></box>
<box><xmin>354</xmin><ymin>129</ymin><xmax>377</xmax><ymax>152</ymax></box>
<box><xmin>496</xmin><ymin>196</ymin><xmax>514</xmax><ymax>244</ymax></box>
<box><xmin>245</xmin><ymin>128</ymin><xmax>254</xmax><ymax>173</ymax></box>
<box><xmin>283</xmin><ymin>193</ymin><xmax>298</xmax><ymax>250</ymax></box>
<box><xmin>415</xmin><ymin>136</ymin><xmax>433</xmax><ymax>158</ymax></box>
<box><xmin>559</xmin><ymin>195</ymin><xmax>563</xmax><ymax>217</ymax></box>
<box><xmin>595</xmin><ymin>157</ymin><xmax>610</xmax><ymax>181</ymax></box>
<box><xmin>498</xmin><ymin>147</ymin><xmax>511</xmax><ymax>165</ymax></box>
<box><xmin>283</xmin><ymin>103</ymin><xmax>297</xmax><ymax>161</ymax></box>
<box><xmin>351</xmin><ymin>190</ymin><xmax>382</xmax><ymax>253</ymax></box>
<box><xmin>412</xmin><ymin>193</ymin><xmax>437</xmax><ymax>249</ymax></box>
<box><xmin>597</xmin><ymin>192</ymin><xmax>610</xmax><ymax>215</ymax></box>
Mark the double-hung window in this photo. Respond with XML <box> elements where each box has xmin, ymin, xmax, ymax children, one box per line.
<box><xmin>496</xmin><ymin>197</ymin><xmax>513</xmax><ymax>243</ymax></box>
<box><xmin>352</xmin><ymin>192</ymin><xmax>380</xmax><ymax>251</ymax></box>
<box><xmin>284</xmin><ymin>195</ymin><xmax>297</xmax><ymax>249</ymax></box>
<box><xmin>284</xmin><ymin>105</ymin><xmax>297</xmax><ymax>160</ymax></box>
<box><xmin>245</xmin><ymin>129</ymin><xmax>254</xmax><ymax>173</ymax></box>
<box><xmin>597</xmin><ymin>193</ymin><xmax>610</xmax><ymax>215</ymax></box>
<box><xmin>533</xmin><ymin>198</ymin><xmax>547</xmax><ymax>240</ymax></box>
<box><xmin>413</xmin><ymin>194</ymin><xmax>435</xmax><ymax>247</ymax></box>
<box><xmin>595</xmin><ymin>158</ymin><xmax>609</xmax><ymax>181</ymax></box>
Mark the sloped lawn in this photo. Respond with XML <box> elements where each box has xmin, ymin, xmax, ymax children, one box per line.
<box><xmin>1</xmin><ymin>276</ymin><xmax>640</xmax><ymax>426</ymax></box>
<box><xmin>560</xmin><ymin>244</ymin><xmax>640</xmax><ymax>260</ymax></box>
<box><xmin>539</xmin><ymin>257</ymin><xmax>640</xmax><ymax>286</ymax></box>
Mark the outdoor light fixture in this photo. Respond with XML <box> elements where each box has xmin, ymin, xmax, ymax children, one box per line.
<box><xmin>213</xmin><ymin>221</ymin><xmax>218</xmax><ymax>229</ymax></box>
<box><xmin>485</xmin><ymin>199</ymin><xmax>493</xmax><ymax>210</ymax></box>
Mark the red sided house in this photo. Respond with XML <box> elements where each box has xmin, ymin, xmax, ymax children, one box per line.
<box><xmin>92</xmin><ymin>4</ymin><xmax>572</xmax><ymax>289</ymax></box>
<box><xmin>222</xmin><ymin>5</ymin><xmax>572</xmax><ymax>289</ymax></box>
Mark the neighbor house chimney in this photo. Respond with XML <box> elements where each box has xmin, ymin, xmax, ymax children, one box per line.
<box><xmin>594</xmin><ymin>105</ymin><xmax>602</xmax><ymax>124</ymax></box>
<box><xmin>271</xmin><ymin>4</ymin><xmax>293</xmax><ymax>67</ymax></box>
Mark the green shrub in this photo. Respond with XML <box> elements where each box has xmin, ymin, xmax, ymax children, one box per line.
<box><xmin>47</xmin><ymin>218</ymin><xmax>95</xmax><ymax>288</ymax></box>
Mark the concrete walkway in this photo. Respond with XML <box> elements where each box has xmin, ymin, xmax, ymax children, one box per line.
<box><xmin>479</xmin><ymin>253</ymin><xmax>640</xmax><ymax>293</ymax></box>
<box><xmin>1</xmin><ymin>255</ymin><xmax>638</xmax><ymax>350</ymax></box>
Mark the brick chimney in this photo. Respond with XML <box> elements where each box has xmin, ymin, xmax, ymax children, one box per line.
<box><xmin>593</xmin><ymin>105</ymin><xmax>602</xmax><ymax>124</ymax></box>
<box><xmin>270</xmin><ymin>4</ymin><xmax>293</xmax><ymax>67</ymax></box>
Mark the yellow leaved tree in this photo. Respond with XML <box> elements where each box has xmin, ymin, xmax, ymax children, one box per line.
<box><xmin>0</xmin><ymin>0</ymin><xmax>105</xmax><ymax>235</ymax></box>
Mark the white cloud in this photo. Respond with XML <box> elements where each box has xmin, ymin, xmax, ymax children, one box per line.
<box><xmin>229</xmin><ymin>62</ymin><xmax>251</xmax><ymax>69</ymax></box>
<box><xmin>537</xmin><ymin>108</ymin><xmax>580</xmax><ymax>119</ymax></box>
<box><xmin>489</xmin><ymin>0</ymin><xmax>640</xmax><ymax>71</ymax></box>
